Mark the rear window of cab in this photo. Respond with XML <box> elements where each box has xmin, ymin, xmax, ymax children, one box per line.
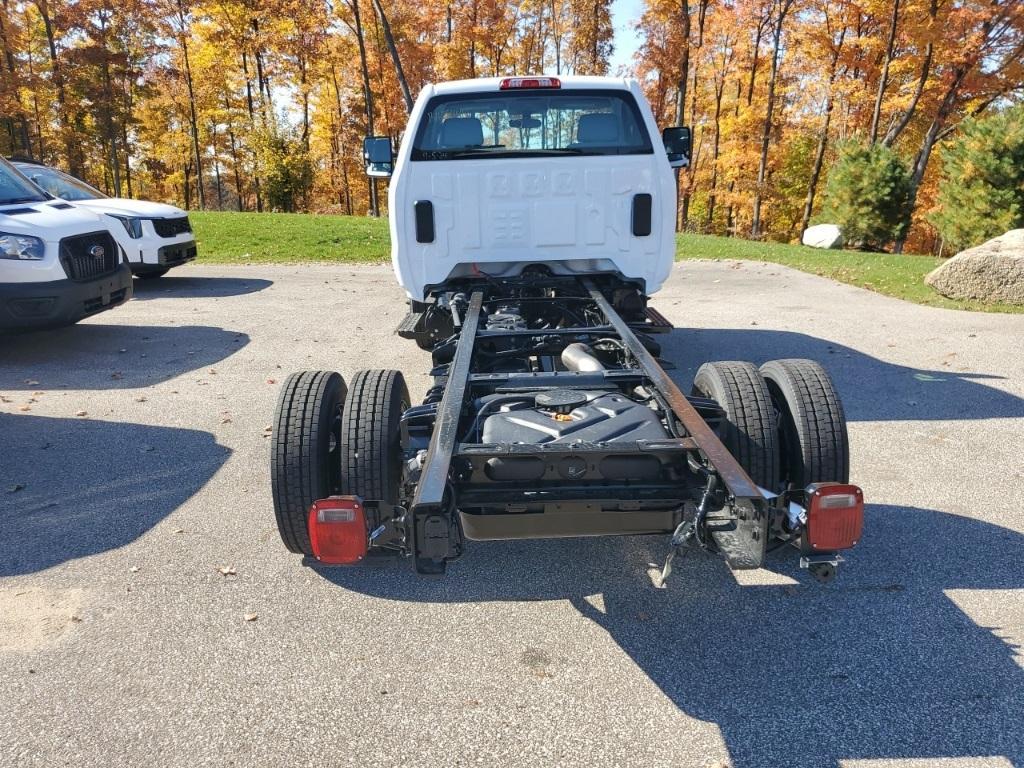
<box><xmin>411</xmin><ymin>89</ymin><xmax>653</xmax><ymax>161</ymax></box>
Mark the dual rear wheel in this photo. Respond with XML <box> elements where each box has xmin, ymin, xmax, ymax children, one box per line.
<box><xmin>692</xmin><ymin>358</ymin><xmax>849</xmax><ymax>493</ymax></box>
<box><xmin>270</xmin><ymin>368</ymin><xmax>409</xmax><ymax>556</ymax></box>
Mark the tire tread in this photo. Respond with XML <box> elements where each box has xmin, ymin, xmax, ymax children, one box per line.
<box><xmin>340</xmin><ymin>369</ymin><xmax>409</xmax><ymax>504</ymax></box>
<box><xmin>270</xmin><ymin>370</ymin><xmax>345</xmax><ymax>554</ymax></box>
<box><xmin>760</xmin><ymin>359</ymin><xmax>849</xmax><ymax>486</ymax></box>
<box><xmin>692</xmin><ymin>361</ymin><xmax>779</xmax><ymax>489</ymax></box>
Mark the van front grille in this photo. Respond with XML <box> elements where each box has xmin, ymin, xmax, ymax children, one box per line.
<box><xmin>59</xmin><ymin>231</ymin><xmax>120</xmax><ymax>282</ymax></box>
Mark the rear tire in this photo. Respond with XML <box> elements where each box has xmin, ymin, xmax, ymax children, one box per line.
<box><xmin>270</xmin><ymin>371</ymin><xmax>347</xmax><ymax>555</ymax></box>
<box><xmin>340</xmin><ymin>369</ymin><xmax>410</xmax><ymax>507</ymax></box>
<box><xmin>760</xmin><ymin>359</ymin><xmax>849</xmax><ymax>488</ymax></box>
<box><xmin>692</xmin><ymin>361</ymin><xmax>779</xmax><ymax>490</ymax></box>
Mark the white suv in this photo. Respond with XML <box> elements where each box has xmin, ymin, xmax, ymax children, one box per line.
<box><xmin>0</xmin><ymin>157</ymin><xmax>132</xmax><ymax>330</ymax></box>
<box><xmin>13</xmin><ymin>160</ymin><xmax>197</xmax><ymax>279</ymax></box>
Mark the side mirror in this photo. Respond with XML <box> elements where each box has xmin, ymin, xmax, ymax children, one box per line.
<box><xmin>363</xmin><ymin>136</ymin><xmax>393</xmax><ymax>178</ymax></box>
<box><xmin>662</xmin><ymin>126</ymin><xmax>692</xmax><ymax>169</ymax></box>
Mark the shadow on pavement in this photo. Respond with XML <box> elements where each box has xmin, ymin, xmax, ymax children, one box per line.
<box><xmin>130</xmin><ymin>274</ymin><xmax>272</xmax><ymax>300</ymax></box>
<box><xmin>659</xmin><ymin>328</ymin><xmax>1024</xmax><ymax>421</ymax></box>
<box><xmin>0</xmin><ymin>413</ymin><xmax>229</xmax><ymax>576</ymax></box>
<box><xmin>321</xmin><ymin>505</ymin><xmax>1023</xmax><ymax>767</ymax></box>
<box><xmin>0</xmin><ymin>324</ymin><xmax>249</xmax><ymax>390</ymax></box>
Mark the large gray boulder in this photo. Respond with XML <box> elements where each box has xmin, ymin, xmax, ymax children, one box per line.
<box><xmin>802</xmin><ymin>223</ymin><xmax>843</xmax><ymax>249</ymax></box>
<box><xmin>925</xmin><ymin>230</ymin><xmax>1024</xmax><ymax>305</ymax></box>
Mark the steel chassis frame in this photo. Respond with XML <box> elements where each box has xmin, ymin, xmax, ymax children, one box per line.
<box><xmin>400</xmin><ymin>275</ymin><xmax>776</xmax><ymax>575</ymax></box>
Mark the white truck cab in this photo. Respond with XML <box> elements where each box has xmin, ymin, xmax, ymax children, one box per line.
<box><xmin>12</xmin><ymin>160</ymin><xmax>197</xmax><ymax>279</ymax></box>
<box><xmin>0</xmin><ymin>157</ymin><xmax>132</xmax><ymax>330</ymax></box>
<box><xmin>364</xmin><ymin>76</ymin><xmax>691</xmax><ymax>300</ymax></box>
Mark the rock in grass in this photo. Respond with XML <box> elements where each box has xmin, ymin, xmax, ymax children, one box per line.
<box><xmin>925</xmin><ymin>230</ymin><xmax>1024</xmax><ymax>305</ymax></box>
<box><xmin>802</xmin><ymin>224</ymin><xmax>844</xmax><ymax>249</ymax></box>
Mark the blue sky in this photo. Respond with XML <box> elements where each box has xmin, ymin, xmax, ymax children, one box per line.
<box><xmin>608</xmin><ymin>0</ymin><xmax>645</xmax><ymax>75</ymax></box>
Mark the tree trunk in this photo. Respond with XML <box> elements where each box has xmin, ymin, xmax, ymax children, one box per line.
<box><xmin>251</xmin><ymin>19</ymin><xmax>272</xmax><ymax>121</ymax></box>
<box><xmin>371</xmin><ymin>0</ymin><xmax>413</xmax><ymax>113</ymax></box>
<box><xmin>240</xmin><ymin>51</ymin><xmax>263</xmax><ymax>211</ymax></box>
<box><xmin>177</xmin><ymin>0</ymin><xmax>205</xmax><ymax>209</ymax></box>
<box><xmin>895</xmin><ymin>71</ymin><xmax>965</xmax><ymax>252</ymax></box>
<box><xmin>182</xmin><ymin>158</ymin><xmax>192</xmax><ymax>209</ymax></box>
<box><xmin>869</xmin><ymin>0</ymin><xmax>900</xmax><ymax>143</ymax></box>
<box><xmin>0</xmin><ymin>6</ymin><xmax>31</xmax><ymax>157</ymax></box>
<box><xmin>121</xmin><ymin>78</ymin><xmax>134</xmax><ymax>197</ymax></box>
<box><xmin>225</xmin><ymin>96</ymin><xmax>244</xmax><ymax>211</ymax></box>
<box><xmin>98</xmin><ymin>15</ymin><xmax>122</xmax><ymax>197</ymax></box>
<box><xmin>299</xmin><ymin>54</ymin><xmax>310</xmax><ymax>148</ymax></box>
<box><xmin>672</xmin><ymin>0</ymin><xmax>691</xmax><ymax>230</ymax></box>
<box><xmin>751</xmin><ymin>0</ymin><xmax>792</xmax><ymax>239</ymax></box>
<box><xmin>35</xmin><ymin>0</ymin><xmax>80</xmax><ymax>174</ymax></box>
<box><xmin>349</xmin><ymin>0</ymin><xmax>378</xmax><ymax>216</ymax></box>
<box><xmin>680</xmin><ymin>2</ymin><xmax>708</xmax><ymax>232</ymax></box>
<box><xmin>706</xmin><ymin>74</ymin><xmax>726</xmax><ymax>230</ymax></box>
<box><xmin>882</xmin><ymin>0</ymin><xmax>936</xmax><ymax>147</ymax></box>
<box><xmin>369</xmin><ymin>8</ymin><xmax>394</xmax><ymax>134</ymax></box>
<box><xmin>673</xmin><ymin>0</ymin><xmax>691</xmax><ymax>126</ymax></box>
<box><xmin>800</xmin><ymin>26</ymin><xmax>846</xmax><ymax>236</ymax></box>
<box><xmin>26</xmin><ymin>44</ymin><xmax>45</xmax><ymax>158</ymax></box>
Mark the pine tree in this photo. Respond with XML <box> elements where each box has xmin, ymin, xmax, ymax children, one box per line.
<box><xmin>819</xmin><ymin>142</ymin><xmax>913</xmax><ymax>251</ymax></box>
<box><xmin>929</xmin><ymin>106</ymin><xmax>1024</xmax><ymax>252</ymax></box>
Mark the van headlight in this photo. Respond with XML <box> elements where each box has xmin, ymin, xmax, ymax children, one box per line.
<box><xmin>107</xmin><ymin>214</ymin><xmax>144</xmax><ymax>239</ymax></box>
<box><xmin>0</xmin><ymin>232</ymin><xmax>45</xmax><ymax>260</ymax></box>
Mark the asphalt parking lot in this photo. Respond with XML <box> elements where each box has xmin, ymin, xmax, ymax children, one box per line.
<box><xmin>2</xmin><ymin>261</ymin><xmax>1022</xmax><ymax>768</ymax></box>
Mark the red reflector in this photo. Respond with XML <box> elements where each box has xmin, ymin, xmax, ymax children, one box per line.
<box><xmin>499</xmin><ymin>77</ymin><xmax>561</xmax><ymax>90</ymax></box>
<box><xmin>308</xmin><ymin>496</ymin><xmax>368</xmax><ymax>565</ymax></box>
<box><xmin>805</xmin><ymin>483</ymin><xmax>864</xmax><ymax>550</ymax></box>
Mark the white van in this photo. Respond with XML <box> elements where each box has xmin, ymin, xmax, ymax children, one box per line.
<box><xmin>363</xmin><ymin>75</ymin><xmax>690</xmax><ymax>300</ymax></box>
<box><xmin>0</xmin><ymin>157</ymin><xmax>132</xmax><ymax>330</ymax></box>
<box><xmin>12</xmin><ymin>160</ymin><xmax>197</xmax><ymax>279</ymax></box>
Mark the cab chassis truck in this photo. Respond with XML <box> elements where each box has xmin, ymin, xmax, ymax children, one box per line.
<box><xmin>270</xmin><ymin>76</ymin><xmax>863</xmax><ymax>583</ymax></box>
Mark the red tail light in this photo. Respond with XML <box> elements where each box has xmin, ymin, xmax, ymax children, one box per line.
<box><xmin>499</xmin><ymin>77</ymin><xmax>561</xmax><ymax>90</ymax></box>
<box><xmin>307</xmin><ymin>496</ymin><xmax>368</xmax><ymax>565</ymax></box>
<box><xmin>805</xmin><ymin>483</ymin><xmax>864</xmax><ymax>550</ymax></box>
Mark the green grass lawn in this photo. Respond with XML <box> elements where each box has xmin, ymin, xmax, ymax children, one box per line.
<box><xmin>190</xmin><ymin>210</ymin><xmax>390</xmax><ymax>263</ymax></box>
<box><xmin>190</xmin><ymin>211</ymin><xmax>1020</xmax><ymax>313</ymax></box>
